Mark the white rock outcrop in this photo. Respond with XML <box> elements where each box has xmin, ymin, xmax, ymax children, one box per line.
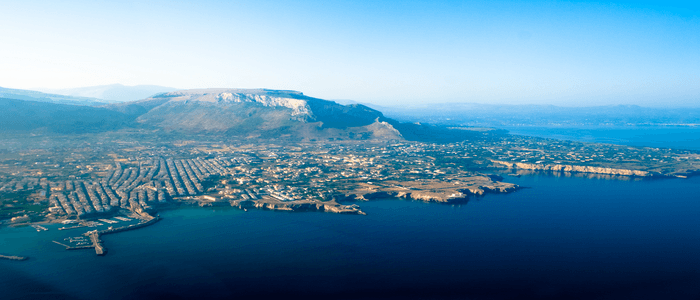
<box><xmin>216</xmin><ymin>93</ymin><xmax>311</xmax><ymax>117</ymax></box>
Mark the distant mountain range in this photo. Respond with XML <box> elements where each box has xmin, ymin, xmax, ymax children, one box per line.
<box><xmin>36</xmin><ymin>84</ymin><xmax>177</xmax><ymax>102</ymax></box>
<box><xmin>0</xmin><ymin>97</ymin><xmax>130</xmax><ymax>133</ymax></box>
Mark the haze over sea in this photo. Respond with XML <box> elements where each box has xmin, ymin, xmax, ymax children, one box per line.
<box><xmin>503</xmin><ymin>125</ymin><xmax>700</xmax><ymax>151</ymax></box>
<box><xmin>1</xmin><ymin>131</ymin><xmax>699</xmax><ymax>300</ymax></box>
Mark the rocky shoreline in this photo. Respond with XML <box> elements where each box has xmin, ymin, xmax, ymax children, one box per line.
<box><xmin>342</xmin><ymin>175</ymin><xmax>520</xmax><ymax>204</ymax></box>
<box><xmin>228</xmin><ymin>175</ymin><xmax>520</xmax><ymax>214</ymax></box>
<box><xmin>347</xmin><ymin>185</ymin><xmax>520</xmax><ymax>204</ymax></box>
<box><xmin>230</xmin><ymin>199</ymin><xmax>366</xmax><ymax>215</ymax></box>
<box><xmin>490</xmin><ymin>160</ymin><xmax>656</xmax><ymax>177</ymax></box>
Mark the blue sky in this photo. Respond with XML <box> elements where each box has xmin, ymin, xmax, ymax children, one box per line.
<box><xmin>0</xmin><ymin>0</ymin><xmax>698</xmax><ymax>106</ymax></box>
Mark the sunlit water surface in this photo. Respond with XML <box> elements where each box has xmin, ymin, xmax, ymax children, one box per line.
<box><xmin>2</xmin><ymin>173</ymin><xmax>700</xmax><ymax>299</ymax></box>
<box><xmin>502</xmin><ymin>125</ymin><xmax>700</xmax><ymax>150</ymax></box>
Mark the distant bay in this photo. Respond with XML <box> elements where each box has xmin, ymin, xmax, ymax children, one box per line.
<box><xmin>501</xmin><ymin>125</ymin><xmax>700</xmax><ymax>150</ymax></box>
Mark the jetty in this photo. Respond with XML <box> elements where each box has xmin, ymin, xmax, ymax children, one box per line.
<box><xmin>88</xmin><ymin>231</ymin><xmax>106</xmax><ymax>255</ymax></box>
<box><xmin>0</xmin><ymin>254</ymin><xmax>29</xmax><ymax>261</ymax></box>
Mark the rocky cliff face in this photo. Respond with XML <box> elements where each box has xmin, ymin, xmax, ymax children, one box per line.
<box><xmin>490</xmin><ymin>160</ymin><xmax>653</xmax><ymax>177</ymax></box>
<box><xmin>158</xmin><ymin>89</ymin><xmax>313</xmax><ymax>120</ymax></box>
<box><xmin>347</xmin><ymin>178</ymin><xmax>520</xmax><ymax>204</ymax></box>
<box><xmin>215</xmin><ymin>92</ymin><xmax>312</xmax><ymax>118</ymax></box>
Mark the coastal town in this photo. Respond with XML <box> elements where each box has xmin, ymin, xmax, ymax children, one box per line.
<box><xmin>1</xmin><ymin>131</ymin><xmax>699</xmax><ymax>257</ymax></box>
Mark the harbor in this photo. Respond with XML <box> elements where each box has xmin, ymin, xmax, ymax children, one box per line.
<box><xmin>50</xmin><ymin>212</ymin><xmax>161</xmax><ymax>256</ymax></box>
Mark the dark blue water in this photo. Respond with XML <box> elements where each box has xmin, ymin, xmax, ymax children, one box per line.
<box><xmin>502</xmin><ymin>126</ymin><xmax>700</xmax><ymax>150</ymax></box>
<box><xmin>2</xmin><ymin>174</ymin><xmax>700</xmax><ymax>299</ymax></box>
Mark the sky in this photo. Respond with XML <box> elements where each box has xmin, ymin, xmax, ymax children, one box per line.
<box><xmin>0</xmin><ymin>0</ymin><xmax>698</xmax><ymax>107</ymax></box>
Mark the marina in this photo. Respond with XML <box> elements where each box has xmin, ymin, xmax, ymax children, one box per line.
<box><xmin>47</xmin><ymin>213</ymin><xmax>161</xmax><ymax>256</ymax></box>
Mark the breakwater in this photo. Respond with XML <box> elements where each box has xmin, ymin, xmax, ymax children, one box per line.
<box><xmin>0</xmin><ymin>254</ymin><xmax>28</xmax><ymax>261</ymax></box>
<box><xmin>89</xmin><ymin>232</ymin><xmax>106</xmax><ymax>256</ymax></box>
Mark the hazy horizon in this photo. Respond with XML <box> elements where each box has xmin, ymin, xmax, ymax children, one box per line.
<box><xmin>1</xmin><ymin>0</ymin><xmax>698</xmax><ymax>107</ymax></box>
<box><xmin>4</xmin><ymin>83</ymin><xmax>700</xmax><ymax>108</ymax></box>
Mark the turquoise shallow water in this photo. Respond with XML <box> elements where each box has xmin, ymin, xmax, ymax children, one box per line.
<box><xmin>2</xmin><ymin>173</ymin><xmax>700</xmax><ymax>299</ymax></box>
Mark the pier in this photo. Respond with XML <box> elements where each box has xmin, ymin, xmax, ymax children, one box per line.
<box><xmin>31</xmin><ymin>225</ymin><xmax>48</xmax><ymax>232</ymax></box>
<box><xmin>66</xmin><ymin>245</ymin><xmax>95</xmax><ymax>250</ymax></box>
<box><xmin>52</xmin><ymin>240</ymin><xmax>91</xmax><ymax>250</ymax></box>
<box><xmin>52</xmin><ymin>240</ymin><xmax>71</xmax><ymax>248</ymax></box>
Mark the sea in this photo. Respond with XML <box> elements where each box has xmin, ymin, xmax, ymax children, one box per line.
<box><xmin>2</xmin><ymin>126</ymin><xmax>700</xmax><ymax>300</ymax></box>
<box><xmin>502</xmin><ymin>125</ymin><xmax>700</xmax><ymax>151</ymax></box>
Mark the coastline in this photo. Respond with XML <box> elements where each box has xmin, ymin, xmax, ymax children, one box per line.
<box><xmin>489</xmin><ymin>160</ymin><xmax>697</xmax><ymax>178</ymax></box>
<box><xmin>229</xmin><ymin>176</ymin><xmax>521</xmax><ymax>214</ymax></box>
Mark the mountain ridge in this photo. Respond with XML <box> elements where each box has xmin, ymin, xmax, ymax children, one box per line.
<box><xmin>0</xmin><ymin>88</ymin><xmax>489</xmax><ymax>142</ymax></box>
<box><xmin>0</xmin><ymin>97</ymin><xmax>130</xmax><ymax>133</ymax></box>
<box><xmin>104</xmin><ymin>88</ymin><xmax>399</xmax><ymax>140</ymax></box>
<box><xmin>0</xmin><ymin>86</ymin><xmax>107</xmax><ymax>106</ymax></box>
